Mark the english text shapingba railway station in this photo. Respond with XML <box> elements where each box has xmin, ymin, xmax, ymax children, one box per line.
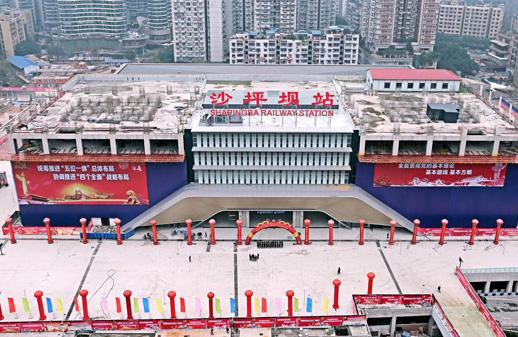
<box><xmin>2</xmin><ymin>65</ymin><xmax>518</xmax><ymax>337</ymax></box>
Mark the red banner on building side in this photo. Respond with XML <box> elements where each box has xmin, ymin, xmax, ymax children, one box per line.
<box><xmin>373</xmin><ymin>163</ymin><xmax>507</xmax><ymax>187</ymax></box>
<box><xmin>13</xmin><ymin>161</ymin><xmax>149</xmax><ymax>205</ymax></box>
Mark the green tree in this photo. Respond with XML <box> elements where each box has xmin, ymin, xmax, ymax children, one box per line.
<box><xmin>14</xmin><ymin>40</ymin><xmax>41</xmax><ymax>56</ymax></box>
<box><xmin>47</xmin><ymin>44</ymin><xmax>67</xmax><ymax>57</ymax></box>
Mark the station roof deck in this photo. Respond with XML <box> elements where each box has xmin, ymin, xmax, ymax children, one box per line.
<box><xmin>11</xmin><ymin>79</ymin><xmax>203</xmax><ymax>136</ymax></box>
<box><xmin>191</xmin><ymin>81</ymin><xmax>354</xmax><ymax>133</ymax></box>
<box><xmin>348</xmin><ymin>92</ymin><xmax>516</xmax><ymax>138</ymax></box>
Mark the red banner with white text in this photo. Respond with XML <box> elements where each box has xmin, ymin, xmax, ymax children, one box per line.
<box><xmin>373</xmin><ymin>163</ymin><xmax>507</xmax><ymax>187</ymax></box>
<box><xmin>13</xmin><ymin>161</ymin><xmax>148</xmax><ymax>205</ymax></box>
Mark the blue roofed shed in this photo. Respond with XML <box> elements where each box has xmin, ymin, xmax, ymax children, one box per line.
<box><xmin>7</xmin><ymin>56</ymin><xmax>40</xmax><ymax>75</ymax></box>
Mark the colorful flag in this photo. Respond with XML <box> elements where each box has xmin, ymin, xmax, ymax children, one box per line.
<box><xmin>143</xmin><ymin>298</ymin><xmax>150</xmax><ymax>313</ymax></box>
<box><xmin>133</xmin><ymin>297</ymin><xmax>139</xmax><ymax>313</ymax></box>
<box><xmin>215</xmin><ymin>298</ymin><xmax>221</xmax><ymax>315</ymax></box>
<box><xmin>306</xmin><ymin>297</ymin><xmax>313</xmax><ymax>313</ymax></box>
<box><xmin>56</xmin><ymin>298</ymin><xmax>63</xmax><ymax>314</ymax></box>
<box><xmin>8</xmin><ymin>298</ymin><xmax>15</xmax><ymax>313</ymax></box>
<box><xmin>74</xmin><ymin>297</ymin><xmax>79</xmax><ymax>311</ymax></box>
<box><xmin>322</xmin><ymin>296</ymin><xmax>329</xmax><ymax>314</ymax></box>
<box><xmin>180</xmin><ymin>298</ymin><xmax>186</xmax><ymax>313</ymax></box>
<box><xmin>46</xmin><ymin>298</ymin><xmax>53</xmax><ymax>313</ymax></box>
<box><xmin>100</xmin><ymin>297</ymin><xmax>109</xmax><ymax>316</ymax></box>
<box><xmin>294</xmin><ymin>297</ymin><xmax>299</xmax><ymax>312</ymax></box>
<box><xmin>22</xmin><ymin>297</ymin><xmax>30</xmax><ymax>313</ymax></box>
<box><xmin>254</xmin><ymin>297</ymin><xmax>259</xmax><ymax>314</ymax></box>
<box><xmin>230</xmin><ymin>298</ymin><xmax>236</xmax><ymax>314</ymax></box>
<box><xmin>115</xmin><ymin>297</ymin><xmax>122</xmax><ymax>313</ymax></box>
<box><xmin>261</xmin><ymin>298</ymin><xmax>267</xmax><ymax>313</ymax></box>
<box><xmin>156</xmin><ymin>298</ymin><xmax>163</xmax><ymax>315</ymax></box>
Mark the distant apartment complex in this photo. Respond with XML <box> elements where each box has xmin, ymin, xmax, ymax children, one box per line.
<box><xmin>58</xmin><ymin>0</ymin><xmax>128</xmax><ymax>38</ymax></box>
<box><xmin>171</xmin><ymin>0</ymin><xmax>228</xmax><ymax>62</ymax></box>
<box><xmin>0</xmin><ymin>9</ymin><xmax>34</xmax><ymax>57</ymax></box>
<box><xmin>231</xmin><ymin>0</ymin><xmax>341</xmax><ymax>35</ymax></box>
<box><xmin>438</xmin><ymin>2</ymin><xmax>504</xmax><ymax>39</ymax></box>
<box><xmin>360</xmin><ymin>0</ymin><xmax>440</xmax><ymax>51</ymax></box>
<box><xmin>229</xmin><ymin>27</ymin><xmax>359</xmax><ymax>65</ymax></box>
<box><xmin>146</xmin><ymin>0</ymin><xmax>171</xmax><ymax>43</ymax></box>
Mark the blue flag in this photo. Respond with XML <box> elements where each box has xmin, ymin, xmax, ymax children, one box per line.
<box><xmin>230</xmin><ymin>298</ymin><xmax>237</xmax><ymax>313</ymax></box>
<box><xmin>306</xmin><ymin>297</ymin><xmax>313</xmax><ymax>313</ymax></box>
<box><xmin>143</xmin><ymin>298</ymin><xmax>150</xmax><ymax>313</ymax></box>
<box><xmin>46</xmin><ymin>297</ymin><xmax>53</xmax><ymax>313</ymax></box>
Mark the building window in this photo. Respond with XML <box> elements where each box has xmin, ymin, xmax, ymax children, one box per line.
<box><xmin>384</xmin><ymin>82</ymin><xmax>390</xmax><ymax>89</ymax></box>
<box><xmin>442</xmin><ymin>83</ymin><xmax>449</xmax><ymax>89</ymax></box>
<box><xmin>431</xmin><ymin>82</ymin><xmax>437</xmax><ymax>89</ymax></box>
<box><xmin>419</xmin><ymin>82</ymin><xmax>425</xmax><ymax>89</ymax></box>
<box><xmin>407</xmin><ymin>83</ymin><xmax>414</xmax><ymax>89</ymax></box>
<box><xmin>396</xmin><ymin>82</ymin><xmax>402</xmax><ymax>89</ymax></box>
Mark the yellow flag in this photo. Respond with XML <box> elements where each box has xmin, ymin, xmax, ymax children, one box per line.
<box><xmin>56</xmin><ymin>298</ymin><xmax>63</xmax><ymax>313</ymax></box>
<box><xmin>322</xmin><ymin>296</ymin><xmax>329</xmax><ymax>314</ymax></box>
<box><xmin>156</xmin><ymin>299</ymin><xmax>163</xmax><ymax>315</ymax></box>
<box><xmin>254</xmin><ymin>297</ymin><xmax>259</xmax><ymax>314</ymax></box>
<box><xmin>133</xmin><ymin>298</ymin><xmax>139</xmax><ymax>313</ymax></box>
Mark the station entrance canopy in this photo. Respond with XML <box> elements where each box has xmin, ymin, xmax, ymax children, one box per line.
<box><xmin>121</xmin><ymin>184</ymin><xmax>414</xmax><ymax>233</ymax></box>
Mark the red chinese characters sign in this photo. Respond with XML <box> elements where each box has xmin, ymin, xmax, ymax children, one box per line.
<box><xmin>13</xmin><ymin>161</ymin><xmax>149</xmax><ymax>205</ymax></box>
<box><xmin>373</xmin><ymin>163</ymin><xmax>507</xmax><ymax>187</ymax></box>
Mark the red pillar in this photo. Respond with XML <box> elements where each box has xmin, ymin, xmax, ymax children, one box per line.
<box><xmin>469</xmin><ymin>219</ymin><xmax>478</xmax><ymax>246</ymax></box>
<box><xmin>80</xmin><ymin>218</ymin><xmax>88</xmax><ymax>244</ymax></box>
<box><xmin>494</xmin><ymin>219</ymin><xmax>503</xmax><ymax>245</ymax></box>
<box><xmin>209</xmin><ymin>219</ymin><xmax>216</xmax><ymax>245</ymax></box>
<box><xmin>0</xmin><ymin>294</ymin><xmax>4</xmax><ymax>321</ymax></box>
<box><xmin>207</xmin><ymin>292</ymin><xmax>215</xmax><ymax>318</ymax></box>
<box><xmin>123</xmin><ymin>290</ymin><xmax>133</xmax><ymax>320</ymax></box>
<box><xmin>186</xmin><ymin>219</ymin><xmax>193</xmax><ymax>245</ymax></box>
<box><xmin>34</xmin><ymin>291</ymin><xmax>46</xmax><ymax>320</ymax></box>
<box><xmin>411</xmin><ymin>219</ymin><xmax>420</xmax><ymax>245</ymax></box>
<box><xmin>43</xmin><ymin>217</ymin><xmax>53</xmax><ymax>244</ymax></box>
<box><xmin>328</xmin><ymin>219</ymin><xmax>334</xmax><ymax>246</ymax></box>
<box><xmin>332</xmin><ymin>279</ymin><xmax>341</xmax><ymax>309</ymax></box>
<box><xmin>367</xmin><ymin>272</ymin><xmax>376</xmax><ymax>294</ymax></box>
<box><xmin>359</xmin><ymin>219</ymin><xmax>365</xmax><ymax>245</ymax></box>
<box><xmin>245</xmin><ymin>290</ymin><xmax>253</xmax><ymax>318</ymax></box>
<box><xmin>115</xmin><ymin>218</ymin><xmax>122</xmax><ymax>245</ymax></box>
<box><xmin>304</xmin><ymin>219</ymin><xmax>311</xmax><ymax>245</ymax></box>
<box><xmin>151</xmin><ymin>219</ymin><xmax>159</xmax><ymax>245</ymax></box>
<box><xmin>286</xmin><ymin>290</ymin><xmax>294</xmax><ymax>316</ymax></box>
<box><xmin>167</xmin><ymin>291</ymin><xmax>176</xmax><ymax>319</ymax></box>
<box><xmin>6</xmin><ymin>217</ymin><xmax>16</xmax><ymax>244</ymax></box>
<box><xmin>389</xmin><ymin>220</ymin><xmax>395</xmax><ymax>245</ymax></box>
<box><xmin>439</xmin><ymin>219</ymin><xmax>448</xmax><ymax>245</ymax></box>
<box><xmin>79</xmin><ymin>290</ymin><xmax>89</xmax><ymax>320</ymax></box>
<box><xmin>236</xmin><ymin>219</ymin><xmax>243</xmax><ymax>245</ymax></box>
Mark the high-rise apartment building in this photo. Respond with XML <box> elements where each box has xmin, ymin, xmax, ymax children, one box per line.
<box><xmin>171</xmin><ymin>0</ymin><xmax>228</xmax><ymax>62</ymax></box>
<box><xmin>146</xmin><ymin>0</ymin><xmax>171</xmax><ymax>43</ymax></box>
<box><xmin>58</xmin><ymin>0</ymin><xmax>128</xmax><ymax>38</ymax></box>
<box><xmin>0</xmin><ymin>9</ymin><xmax>34</xmax><ymax>57</ymax></box>
<box><xmin>229</xmin><ymin>27</ymin><xmax>359</xmax><ymax>64</ymax></box>
<box><xmin>232</xmin><ymin>0</ymin><xmax>254</xmax><ymax>34</ymax></box>
<box><xmin>14</xmin><ymin>0</ymin><xmax>44</xmax><ymax>29</ymax></box>
<box><xmin>297</xmin><ymin>0</ymin><xmax>339</xmax><ymax>31</ymax></box>
<box><xmin>253</xmin><ymin>0</ymin><xmax>297</xmax><ymax>33</ymax></box>
<box><xmin>512</xmin><ymin>14</ymin><xmax>518</xmax><ymax>34</ymax></box>
<box><xmin>126</xmin><ymin>0</ymin><xmax>147</xmax><ymax>20</ymax></box>
<box><xmin>42</xmin><ymin>0</ymin><xmax>59</xmax><ymax>29</ymax></box>
<box><xmin>437</xmin><ymin>3</ymin><xmax>504</xmax><ymax>39</ymax></box>
<box><xmin>360</xmin><ymin>0</ymin><xmax>439</xmax><ymax>50</ymax></box>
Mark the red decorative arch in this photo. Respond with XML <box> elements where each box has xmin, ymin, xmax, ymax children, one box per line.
<box><xmin>245</xmin><ymin>221</ymin><xmax>301</xmax><ymax>245</ymax></box>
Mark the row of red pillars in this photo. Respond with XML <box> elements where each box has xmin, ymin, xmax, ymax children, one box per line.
<box><xmin>16</xmin><ymin>275</ymin><xmax>378</xmax><ymax>322</ymax></box>
<box><xmin>3</xmin><ymin>217</ymin><xmax>507</xmax><ymax>246</ymax></box>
